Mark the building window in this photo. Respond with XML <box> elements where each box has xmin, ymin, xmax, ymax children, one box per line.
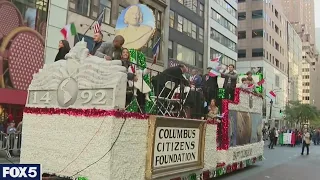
<box><xmin>191</xmin><ymin>24</ymin><xmax>197</xmax><ymax>39</ymax></box>
<box><xmin>192</xmin><ymin>0</ymin><xmax>197</xmax><ymax>13</ymax></box>
<box><xmin>198</xmin><ymin>27</ymin><xmax>204</xmax><ymax>42</ymax></box>
<box><xmin>275</xmin><ymin>75</ymin><xmax>280</xmax><ymax>87</ymax></box>
<box><xmin>252</xmin><ymin>29</ymin><xmax>263</xmax><ymax>38</ymax></box>
<box><xmin>303</xmin><ymin>89</ymin><xmax>310</xmax><ymax>93</ymax></box>
<box><xmin>177</xmin><ymin>44</ymin><xmax>196</xmax><ymax>65</ymax></box>
<box><xmin>211</xmin><ymin>9</ymin><xmax>236</xmax><ymax>34</ymax></box>
<box><xmin>252</xmin><ymin>48</ymin><xmax>263</xmax><ymax>57</ymax></box>
<box><xmin>303</xmin><ymin>75</ymin><xmax>310</xmax><ymax>79</ymax></box>
<box><xmin>238</xmin><ymin>12</ymin><xmax>246</xmax><ymax>20</ymax></box>
<box><xmin>238</xmin><ymin>31</ymin><xmax>246</xmax><ymax>39</ymax></box>
<box><xmin>275</xmin><ymin>42</ymin><xmax>279</xmax><ymax>51</ymax></box>
<box><xmin>252</xmin><ymin>10</ymin><xmax>263</xmax><ymax>19</ymax></box>
<box><xmin>238</xmin><ymin>49</ymin><xmax>246</xmax><ymax>58</ymax></box>
<box><xmin>275</xmin><ymin>59</ymin><xmax>279</xmax><ymax>67</ymax></box>
<box><xmin>210</xmin><ymin>28</ymin><xmax>236</xmax><ymax>51</ymax></box>
<box><xmin>214</xmin><ymin>0</ymin><xmax>236</xmax><ymax>17</ymax></box>
<box><xmin>177</xmin><ymin>15</ymin><xmax>183</xmax><ymax>32</ymax></box>
<box><xmin>118</xmin><ymin>5</ymin><xmax>125</xmax><ymax>17</ymax></box>
<box><xmin>303</xmin><ymin>96</ymin><xmax>310</xmax><ymax>100</ymax></box>
<box><xmin>140</xmin><ymin>7</ymin><xmax>162</xmax><ymax>59</ymax></box>
<box><xmin>168</xmin><ymin>40</ymin><xmax>173</xmax><ymax>58</ymax></box>
<box><xmin>197</xmin><ymin>54</ymin><xmax>203</xmax><ymax>68</ymax></box>
<box><xmin>199</xmin><ymin>3</ymin><xmax>204</xmax><ymax>17</ymax></box>
<box><xmin>177</xmin><ymin>14</ymin><xmax>199</xmax><ymax>40</ymax></box>
<box><xmin>303</xmin><ymin>82</ymin><xmax>310</xmax><ymax>86</ymax></box>
<box><xmin>76</xmin><ymin>0</ymin><xmax>90</xmax><ymax>16</ymax></box>
<box><xmin>302</xmin><ymin>68</ymin><xmax>309</xmax><ymax>72</ymax></box>
<box><xmin>169</xmin><ymin>10</ymin><xmax>175</xmax><ymax>28</ymax></box>
<box><xmin>99</xmin><ymin>0</ymin><xmax>112</xmax><ymax>24</ymax></box>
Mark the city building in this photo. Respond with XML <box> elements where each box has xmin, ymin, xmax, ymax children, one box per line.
<box><xmin>207</xmin><ymin>0</ymin><xmax>237</xmax><ymax>68</ymax></box>
<box><xmin>236</xmin><ymin>0</ymin><xmax>288</xmax><ymax>124</ymax></box>
<box><xmin>286</xmin><ymin>22</ymin><xmax>303</xmax><ymax>102</ymax></box>
<box><xmin>168</xmin><ymin>0</ymin><xmax>205</xmax><ymax>72</ymax></box>
<box><xmin>281</xmin><ymin>0</ymin><xmax>319</xmax><ymax>107</ymax></box>
<box><xmin>45</xmin><ymin>0</ymin><xmax>168</xmax><ymax>72</ymax></box>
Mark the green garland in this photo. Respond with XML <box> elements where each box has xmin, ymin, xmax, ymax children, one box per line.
<box><xmin>126</xmin><ymin>49</ymin><xmax>155</xmax><ymax>113</ymax></box>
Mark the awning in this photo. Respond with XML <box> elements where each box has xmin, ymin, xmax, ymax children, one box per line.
<box><xmin>0</xmin><ymin>88</ymin><xmax>27</xmax><ymax>105</ymax></box>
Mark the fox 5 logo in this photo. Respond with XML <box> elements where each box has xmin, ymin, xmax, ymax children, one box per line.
<box><xmin>0</xmin><ymin>164</ymin><xmax>41</xmax><ymax>179</ymax></box>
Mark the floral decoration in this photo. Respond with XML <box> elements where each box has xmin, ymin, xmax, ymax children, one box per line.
<box><xmin>218</xmin><ymin>88</ymin><xmax>263</xmax><ymax>150</ymax></box>
<box><xmin>24</xmin><ymin>107</ymin><xmax>149</xmax><ymax>120</ymax></box>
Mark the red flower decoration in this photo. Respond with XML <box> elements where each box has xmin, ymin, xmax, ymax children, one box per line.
<box><xmin>240</xmin><ymin>161</ymin><xmax>243</xmax><ymax>168</ymax></box>
<box><xmin>202</xmin><ymin>170</ymin><xmax>210</xmax><ymax>180</ymax></box>
<box><xmin>216</xmin><ymin>162</ymin><xmax>226</xmax><ymax>168</ymax></box>
<box><xmin>170</xmin><ymin>178</ymin><xmax>181</xmax><ymax>180</ymax></box>
<box><xmin>218</xmin><ymin>88</ymin><xmax>262</xmax><ymax>150</ymax></box>
<box><xmin>226</xmin><ymin>165</ymin><xmax>232</xmax><ymax>173</ymax></box>
<box><xmin>24</xmin><ymin>107</ymin><xmax>149</xmax><ymax>120</ymax></box>
<box><xmin>232</xmin><ymin>163</ymin><xmax>237</xmax><ymax>171</ymax></box>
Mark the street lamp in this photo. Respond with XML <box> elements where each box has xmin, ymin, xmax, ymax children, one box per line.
<box><xmin>268</xmin><ymin>88</ymin><xmax>282</xmax><ymax>120</ymax></box>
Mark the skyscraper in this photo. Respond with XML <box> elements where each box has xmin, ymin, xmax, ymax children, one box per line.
<box><xmin>236</xmin><ymin>0</ymin><xmax>289</xmax><ymax>121</ymax></box>
<box><xmin>207</xmin><ymin>0</ymin><xmax>237</xmax><ymax>67</ymax></box>
<box><xmin>281</xmin><ymin>0</ymin><xmax>318</xmax><ymax>106</ymax></box>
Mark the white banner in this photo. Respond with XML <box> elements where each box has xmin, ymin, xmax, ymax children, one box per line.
<box><xmin>153</xmin><ymin>127</ymin><xmax>199</xmax><ymax>168</ymax></box>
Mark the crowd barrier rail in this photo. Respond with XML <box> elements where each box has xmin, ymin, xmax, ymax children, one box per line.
<box><xmin>0</xmin><ymin>132</ymin><xmax>21</xmax><ymax>158</ymax></box>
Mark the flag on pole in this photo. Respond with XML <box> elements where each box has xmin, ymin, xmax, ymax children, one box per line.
<box><xmin>248</xmin><ymin>84</ymin><xmax>255</xmax><ymax>88</ymax></box>
<box><xmin>152</xmin><ymin>38</ymin><xmax>161</xmax><ymax>64</ymax></box>
<box><xmin>257</xmin><ymin>79</ymin><xmax>265</xmax><ymax>86</ymax></box>
<box><xmin>209</xmin><ymin>69</ymin><xmax>220</xmax><ymax>77</ymax></box>
<box><xmin>60</xmin><ymin>23</ymin><xmax>77</xmax><ymax>39</ymax></box>
<box><xmin>209</xmin><ymin>55</ymin><xmax>224</xmax><ymax>71</ymax></box>
<box><xmin>212</xmin><ymin>55</ymin><xmax>224</xmax><ymax>62</ymax></box>
<box><xmin>93</xmin><ymin>9</ymin><xmax>104</xmax><ymax>33</ymax></box>
<box><xmin>268</xmin><ymin>90</ymin><xmax>276</xmax><ymax>98</ymax></box>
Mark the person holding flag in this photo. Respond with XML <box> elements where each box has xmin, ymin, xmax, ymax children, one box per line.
<box><xmin>221</xmin><ymin>64</ymin><xmax>238</xmax><ymax>100</ymax></box>
<box><xmin>203</xmin><ymin>67</ymin><xmax>219</xmax><ymax>110</ymax></box>
<box><xmin>90</xmin><ymin>12</ymin><xmax>104</xmax><ymax>55</ymax></box>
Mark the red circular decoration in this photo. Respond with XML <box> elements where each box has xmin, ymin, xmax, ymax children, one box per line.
<box><xmin>8</xmin><ymin>32</ymin><xmax>44</xmax><ymax>90</ymax></box>
<box><xmin>0</xmin><ymin>2</ymin><xmax>22</xmax><ymax>36</ymax></box>
<box><xmin>24</xmin><ymin>107</ymin><xmax>149</xmax><ymax>120</ymax></box>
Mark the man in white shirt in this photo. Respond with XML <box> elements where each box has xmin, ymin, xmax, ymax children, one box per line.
<box><xmin>274</xmin><ymin>128</ymin><xmax>279</xmax><ymax>146</ymax></box>
<box><xmin>301</xmin><ymin>128</ymin><xmax>310</xmax><ymax>155</ymax></box>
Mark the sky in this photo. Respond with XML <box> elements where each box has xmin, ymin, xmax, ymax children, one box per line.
<box><xmin>316</xmin><ymin>0</ymin><xmax>320</xmax><ymax>28</ymax></box>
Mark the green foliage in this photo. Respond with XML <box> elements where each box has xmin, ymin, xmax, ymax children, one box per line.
<box><xmin>284</xmin><ymin>101</ymin><xmax>320</xmax><ymax>126</ymax></box>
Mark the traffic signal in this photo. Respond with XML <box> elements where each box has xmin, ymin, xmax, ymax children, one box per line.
<box><xmin>280</xmin><ymin>109</ymin><xmax>282</xmax><ymax>115</ymax></box>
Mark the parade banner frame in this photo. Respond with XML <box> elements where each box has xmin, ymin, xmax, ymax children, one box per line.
<box><xmin>145</xmin><ymin>116</ymin><xmax>206</xmax><ymax>179</ymax></box>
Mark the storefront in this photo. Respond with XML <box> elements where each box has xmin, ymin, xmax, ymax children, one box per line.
<box><xmin>0</xmin><ymin>0</ymin><xmax>49</xmax><ymax>123</ymax></box>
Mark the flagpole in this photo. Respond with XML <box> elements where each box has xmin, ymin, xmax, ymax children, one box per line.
<box><xmin>151</xmin><ymin>37</ymin><xmax>161</xmax><ymax>66</ymax></box>
<box><xmin>76</xmin><ymin>33</ymin><xmax>81</xmax><ymax>41</ymax></box>
<box><xmin>83</xmin><ymin>7</ymin><xmax>106</xmax><ymax>36</ymax></box>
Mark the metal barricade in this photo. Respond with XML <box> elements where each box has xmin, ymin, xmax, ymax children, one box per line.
<box><xmin>0</xmin><ymin>132</ymin><xmax>21</xmax><ymax>158</ymax></box>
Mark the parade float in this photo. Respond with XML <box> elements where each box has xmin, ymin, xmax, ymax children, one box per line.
<box><xmin>20</xmin><ymin>4</ymin><xmax>264</xmax><ymax>180</ymax></box>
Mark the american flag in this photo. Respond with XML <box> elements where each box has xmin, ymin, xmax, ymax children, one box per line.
<box><xmin>152</xmin><ymin>38</ymin><xmax>161</xmax><ymax>64</ymax></box>
<box><xmin>93</xmin><ymin>9</ymin><xmax>104</xmax><ymax>33</ymax></box>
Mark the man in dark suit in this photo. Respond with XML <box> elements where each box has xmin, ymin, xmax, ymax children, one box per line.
<box><xmin>95</xmin><ymin>35</ymin><xmax>124</xmax><ymax>60</ymax></box>
<box><xmin>221</xmin><ymin>64</ymin><xmax>238</xmax><ymax>100</ymax></box>
<box><xmin>203</xmin><ymin>67</ymin><xmax>218</xmax><ymax>104</ymax></box>
<box><xmin>90</xmin><ymin>32</ymin><xmax>103</xmax><ymax>55</ymax></box>
<box><xmin>189</xmin><ymin>69</ymin><xmax>202</xmax><ymax>88</ymax></box>
<box><xmin>152</xmin><ymin>64</ymin><xmax>188</xmax><ymax>96</ymax></box>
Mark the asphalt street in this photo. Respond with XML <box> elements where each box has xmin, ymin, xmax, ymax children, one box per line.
<box><xmin>217</xmin><ymin>143</ymin><xmax>320</xmax><ymax>180</ymax></box>
<box><xmin>0</xmin><ymin>143</ymin><xmax>319</xmax><ymax>180</ymax></box>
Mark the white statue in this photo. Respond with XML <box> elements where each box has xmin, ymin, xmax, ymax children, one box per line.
<box><xmin>28</xmin><ymin>40</ymin><xmax>128</xmax><ymax>109</ymax></box>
